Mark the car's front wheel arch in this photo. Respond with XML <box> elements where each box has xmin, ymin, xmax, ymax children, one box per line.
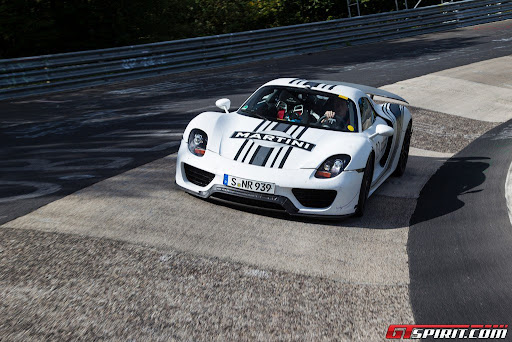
<box><xmin>354</xmin><ymin>151</ymin><xmax>375</xmax><ymax>217</ymax></box>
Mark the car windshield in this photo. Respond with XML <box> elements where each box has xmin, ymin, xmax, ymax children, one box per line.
<box><xmin>238</xmin><ymin>86</ymin><xmax>359</xmax><ymax>133</ymax></box>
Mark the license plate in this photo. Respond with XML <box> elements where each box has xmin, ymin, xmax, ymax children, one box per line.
<box><xmin>223</xmin><ymin>174</ymin><xmax>275</xmax><ymax>194</ymax></box>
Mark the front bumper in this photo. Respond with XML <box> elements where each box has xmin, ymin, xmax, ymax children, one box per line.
<box><xmin>176</xmin><ymin>141</ymin><xmax>363</xmax><ymax>216</ymax></box>
<box><xmin>178</xmin><ymin>183</ymin><xmax>300</xmax><ymax>214</ymax></box>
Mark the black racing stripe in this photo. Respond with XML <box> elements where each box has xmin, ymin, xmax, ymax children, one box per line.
<box><xmin>234</xmin><ymin>139</ymin><xmax>251</xmax><ymax>162</ymax></box>
<box><xmin>278</xmin><ymin>148</ymin><xmax>293</xmax><ymax>169</ymax></box>
<box><xmin>274</xmin><ymin>123</ymin><xmax>291</xmax><ymax>132</ymax></box>
<box><xmin>278</xmin><ymin>149</ymin><xmax>293</xmax><ymax>169</ymax></box>
<box><xmin>249</xmin><ymin>146</ymin><xmax>262</xmax><ymax>164</ymax></box>
<box><xmin>304</xmin><ymin>81</ymin><xmax>320</xmax><ymax>88</ymax></box>
<box><xmin>269</xmin><ymin>147</ymin><xmax>283</xmax><ymax>168</ymax></box>
<box><xmin>260</xmin><ymin>147</ymin><xmax>274</xmax><ymax>166</ymax></box>
<box><xmin>278</xmin><ymin>126</ymin><xmax>308</xmax><ymax>169</ymax></box>
<box><xmin>289</xmin><ymin>78</ymin><xmax>299</xmax><ymax>84</ymax></box>
<box><xmin>241</xmin><ymin>143</ymin><xmax>254</xmax><ymax>163</ymax></box>
<box><xmin>269</xmin><ymin>125</ymin><xmax>301</xmax><ymax>168</ymax></box>
<box><xmin>234</xmin><ymin>120</ymin><xmax>266</xmax><ymax>161</ymax></box>
<box><xmin>383</xmin><ymin>104</ymin><xmax>397</xmax><ymax>122</ymax></box>
<box><xmin>234</xmin><ymin>140</ymin><xmax>250</xmax><ymax>161</ymax></box>
<box><xmin>380</xmin><ymin>103</ymin><xmax>389</xmax><ymax>116</ymax></box>
<box><xmin>250</xmin><ymin>146</ymin><xmax>273</xmax><ymax>166</ymax></box>
<box><xmin>289</xmin><ymin>124</ymin><xmax>301</xmax><ymax>136</ymax></box>
<box><xmin>328</xmin><ymin>85</ymin><xmax>336</xmax><ymax>90</ymax></box>
<box><xmin>240</xmin><ymin>121</ymin><xmax>275</xmax><ymax>163</ymax></box>
<box><xmin>264</xmin><ymin>120</ymin><xmax>279</xmax><ymax>131</ymax></box>
<box><xmin>273</xmin><ymin>125</ymin><xmax>303</xmax><ymax>169</ymax></box>
<box><xmin>258</xmin><ymin>123</ymin><xmax>293</xmax><ymax>167</ymax></box>
<box><xmin>295</xmin><ymin>125</ymin><xmax>308</xmax><ymax>139</ymax></box>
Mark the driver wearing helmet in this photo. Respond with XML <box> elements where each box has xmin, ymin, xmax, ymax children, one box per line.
<box><xmin>276</xmin><ymin>90</ymin><xmax>308</xmax><ymax>123</ymax></box>
<box><xmin>320</xmin><ymin>97</ymin><xmax>350</xmax><ymax>130</ymax></box>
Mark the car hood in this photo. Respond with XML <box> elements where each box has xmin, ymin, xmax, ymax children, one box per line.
<box><xmin>208</xmin><ymin>113</ymin><xmax>368</xmax><ymax>170</ymax></box>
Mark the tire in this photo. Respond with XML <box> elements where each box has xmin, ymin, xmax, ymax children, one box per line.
<box><xmin>355</xmin><ymin>154</ymin><xmax>374</xmax><ymax>217</ymax></box>
<box><xmin>393</xmin><ymin>121</ymin><xmax>412</xmax><ymax>177</ymax></box>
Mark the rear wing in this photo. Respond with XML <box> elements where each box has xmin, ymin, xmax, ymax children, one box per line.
<box><xmin>312</xmin><ymin>80</ymin><xmax>408</xmax><ymax>104</ymax></box>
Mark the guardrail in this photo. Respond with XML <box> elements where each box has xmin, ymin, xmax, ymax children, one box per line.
<box><xmin>1</xmin><ymin>0</ymin><xmax>511</xmax><ymax>100</ymax></box>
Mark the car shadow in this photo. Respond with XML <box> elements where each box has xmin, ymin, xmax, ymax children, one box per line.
<box><xmin>410</xmin><ymin>156</ymin><xmax>490</xmax><ymax>226</ymax></box>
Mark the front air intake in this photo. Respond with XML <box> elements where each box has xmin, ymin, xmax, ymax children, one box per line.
<box><xmin>292</xmin><ymin>189</ymin><xmax>337</xmax><ymax>208</ymax></box>
<box><xmin>183</xmin><ymin>163</ymin><xmax>215</xmax><ymax>187</ymax></box>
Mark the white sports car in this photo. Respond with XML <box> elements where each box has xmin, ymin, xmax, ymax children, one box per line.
<box><xmin>176</xmin><ymin>78</ymin><xmax>412</xmax><ymax>217</ymax></box>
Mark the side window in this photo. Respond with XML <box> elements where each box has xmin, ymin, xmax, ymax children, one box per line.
<box><xmin>358</xmin><ymin>97</ymin><xmax>375</xmax><ymax>131</ymax></box>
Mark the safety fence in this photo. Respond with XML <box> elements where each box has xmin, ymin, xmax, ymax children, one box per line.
<box><xmin>0</xmin><ymin>0</ymin><xmax>511</xmax><ymax>100</ymax></box>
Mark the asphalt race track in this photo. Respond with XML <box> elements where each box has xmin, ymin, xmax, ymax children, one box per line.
<box><xmin>410</xmin><ymin>120</ymin><xmax>512</xmax><ymax>323</ymax></box>
<box><xmin>1</xmin><ymin>20</ymin><xmax>512</xmax><ymax>341</ymax></box>
<box><xmin>2</xmin><ymin>19</ymin><xmax>512</xmax><ymax>226</ymax></box>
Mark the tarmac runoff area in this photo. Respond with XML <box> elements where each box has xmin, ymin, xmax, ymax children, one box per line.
<box><xmin>1</xmin><ymin>55</ymin><xmax>512</xmax><ymax>340</ymax></box>
<box><xmin>380</xmin><ymin>56</ymin><xmax>512</xmax><ymax>123</ymax></box>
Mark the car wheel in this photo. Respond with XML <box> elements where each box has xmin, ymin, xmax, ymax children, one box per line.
<box><xmin>355</xmin><ymin>154</ymin><xmax>374</xmax><ymax>217</ymax></box>
<box><xmin>393</xmin><ymin>121</ymin><xmax>412</xmax><ymax>177</ymax></box>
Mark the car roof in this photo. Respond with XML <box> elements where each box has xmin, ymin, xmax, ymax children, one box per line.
<box><xmin>262</xmin><ymin>78</ymin><xmax>408</xmax><ymax>104</ymax></box>
<box><xmin>262</xmin><ymin>78</ymin><xmax>367</xmax><ymax>102</ymax></box>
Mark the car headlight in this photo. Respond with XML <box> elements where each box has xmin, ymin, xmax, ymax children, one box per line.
<box><xmin>315</xmin><ymin>155</ymin><xmax>351</xmax><ymax>178</ymax></box>
<box><xmin>188</xmin><ymin>129</ymin><xmax>208</xmax><ymax>156</ymax></box>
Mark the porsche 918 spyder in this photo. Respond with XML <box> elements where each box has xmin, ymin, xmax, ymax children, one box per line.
<box><xmin>176</xmin><ymin>78</ymin><xmax>412</xmax><ymax>217</ymax></box>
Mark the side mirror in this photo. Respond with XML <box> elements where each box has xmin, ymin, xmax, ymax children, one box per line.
<box><xmin>215</xmin><ymin>98</ymin><xmax>231</xmax><ymax>113</ymax></box>
<box><xmin>370</xmin><ymin>124</ymin><xmax>394</xmax><ymax>139</ymax></box>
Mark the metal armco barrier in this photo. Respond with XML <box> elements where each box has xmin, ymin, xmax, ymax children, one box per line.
<box><xmin>1</xmin><ymin>0</ymin><xmax>511</xmax><ymax>100</ymax></box>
